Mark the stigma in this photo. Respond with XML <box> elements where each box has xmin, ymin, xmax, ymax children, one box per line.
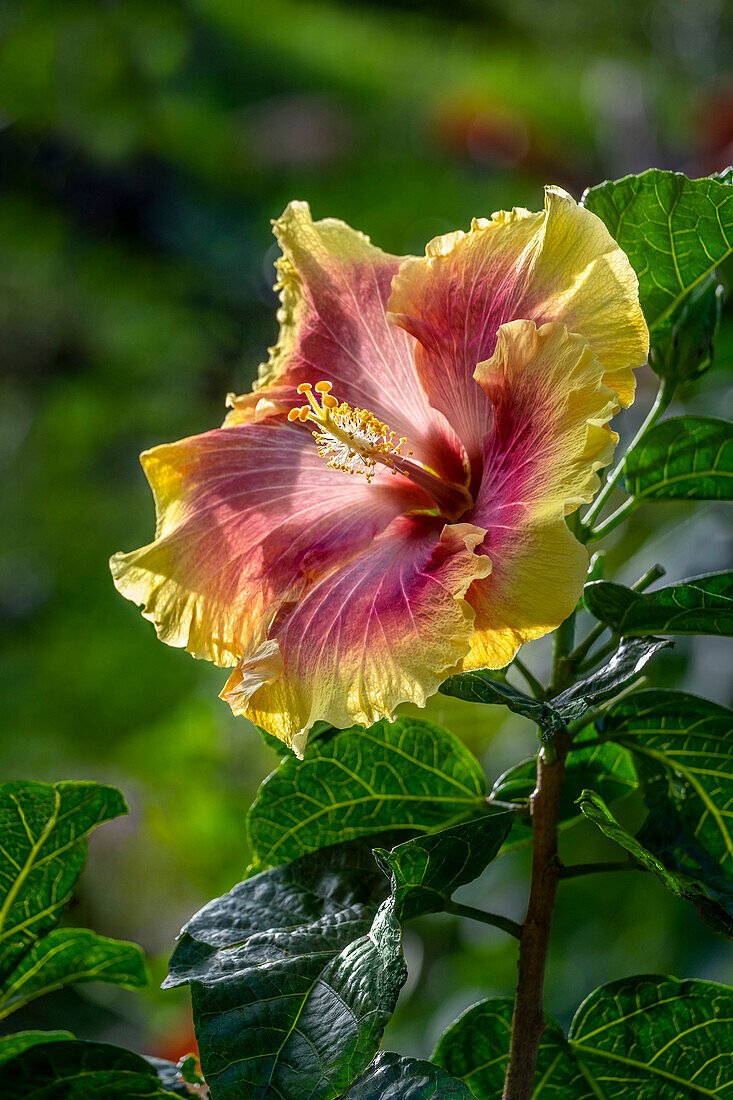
<box><xmin>287</xmin><ymin>381</ymin><xmax>409</xmax><ymax>481</ymax></box>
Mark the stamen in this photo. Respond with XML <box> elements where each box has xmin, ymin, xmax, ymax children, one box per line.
<box><xmin>287</xmin><ymin>379</ymin><xmax>408</xmax><ymax>482</ymax></box>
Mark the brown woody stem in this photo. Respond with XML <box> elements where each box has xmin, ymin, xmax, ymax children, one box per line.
<box><xmin>502</xmin><ymin>729</ymin><xmax>569</xmax><ymax>1100</ymax></box>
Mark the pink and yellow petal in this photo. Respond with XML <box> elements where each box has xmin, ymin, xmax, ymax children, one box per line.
<box><xmin>225</xmin><ymin>201</ymin><xmax>467</xmax><ymax>485</ymax></box>
<box><xmin>222</xmin><ymin>516</ymin><xmax>491</xmax><ymax>754</ymax></box>
<box><xmin>388</xmin><ymin>185</ymin><xmax>648</xmax><ymax>460</ymax></box>
<box><xmin>110</xmin><ymin>420</ymin><xmax>430</xmax><ymax>668</ymax></box>
<box><xmin>461</xmin><ymin>319</ymin><xmax>619</xmax><ymax>669</ymax></box>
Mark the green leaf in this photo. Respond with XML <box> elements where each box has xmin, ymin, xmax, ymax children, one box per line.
<box><xmin>0</xmin><ymin>781</ymin><xmax>127</xmax><ymax>977</ymax></box>
<box><xmin>146</xmin><ymin>1055</ymin><xmax>205</xmax><ymax>1097</ymax></box>
<box><xmin>582</xmin><ymin>168</ymin><xmax>733</xmax><ymax>329</ymax></box>
<box><xmin>623</xmin><ymin>417</ymin><xmax>733</xmax><ymax>502</ymax></box>
<box><xmin>584</xmin><ymin>572</ymin><xmax>733</xmax><ymax>636</ymax></box>
<box><xmin>0</xmin><ymin>929</ymin><xmax>148</xmax><ymax>1020</ymax></box>
<box><xmin>601</xmin><ymin>690</ymin><xmax>733</xmax><ymax>875</ymax></box>
<box><xmin>0</xmin><ymin>1030</ymin><xmax>73</xmax><ymax>1069</ymax></box>
<box><xmin>649</xmin><ymin>273</ymin><xmax>725</xmax><ymax>382</ymax></box>
<box><xmin>439</xmin><ymin>671</ymin><xmax>567</xmax><ymax>731</ymax></box>
<box><xmin>165</xmin><ymin>840</ymin><xmax>404</xmax><ymax>1100</ymax></box>
<box><xmin>434</xmin><ymin>976</ymin><xmax>733</xmax><ymax>1097</ymax></box>
<box><xmin>2</xmin><ymin>1039</ymin><xmax>178</xmax><ymax>1098</ymax></box>
<box><xmin>247</xmin><ymin>717</ymin><xmax>487</xmax><ymax>871</ymax></box>
<box><xmin>492</xmin><ymin>741</ymin><xmax>637</xmax><ymax>844</ymax></box>
<box><xmin>339</xmin><ymin>1052</ymin><xmax>473</xmax><ymax>1099</ymax></box>
<box><xmin>578</xmin><ymin>789</ymin><xmax>733</xmax><ymax>937</ymax></box>
<box><xmin>554</xmin><ymin>636</ymin><xmax>670</xmax><ymax>710</ymax></box>
<box><xmin>373</xmin><ymin>813</ymin><xmax>513</xmax><ymax>921</ymax></box>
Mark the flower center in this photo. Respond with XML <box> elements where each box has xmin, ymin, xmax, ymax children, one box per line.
<box><xmin>287</xmin><ymin>380</ymin><xmax>409</xmax><ymax>482</ymax></box>
<box><xmin>288</xmin><ymin>380</ymin><xmax>474</xmax><ymax>520</ymax></box>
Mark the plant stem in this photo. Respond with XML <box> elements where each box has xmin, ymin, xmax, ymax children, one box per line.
<box><xmin>512</xmin><ymin>657</ymin><xmax>545</xmax><ymax>699</ymax></box>
<box><xmin>579</xmin><ymin>377</ymin><xmax>676</xmax><ymax>538</ymax></box>
<box><xmin>445</xmin><ymin>901</ymin><xmax>522</xmax><ymax>939</ymax></box>
<box><xmin>502</xmin><ymin>729</ymin><xmax>569</xmax><ymax>1100</ymax></box>
<box><xmin>558</xmin><ymin>859</ymin><xmax>642</xmax><ymax>880</ymax></box>
<box><xmin>584</xmin><ymin>498</ymin><xmax>637</xmax><ymax>542</ymax></box>
<box><xmin>550</xmin><ymin>613</ymin><xmax>576</xmax><ymax>695</ymax></box>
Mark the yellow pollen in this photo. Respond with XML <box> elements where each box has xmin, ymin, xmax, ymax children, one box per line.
<box><xmin>288</xmin><ymin>379</ymin><xmax>408</xmax><ymax>481</ymax></box>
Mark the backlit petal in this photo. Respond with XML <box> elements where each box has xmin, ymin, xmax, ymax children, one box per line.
<box><xmin>226</xmin><ymin>201</ymin><xmax>467</xmax><ymax>484</ymax></box>
<box><xmin>462</xmin><ymin>319</ymin><xmax>618</xmax><ymax>669</ymax></box>
<box><xmin>388</xmin><ymin>186</ymin><xmax>648</xmax><ymax>461</ymax></box>
<box><xmin>222</xmin><ymin>516</ymin><xmax>491</xmax><ymax>754</ymax></box>
<box><xmin>110</xmin><ymin>420</ymin><xmax>430</xmax><ymax>667</ymax></box>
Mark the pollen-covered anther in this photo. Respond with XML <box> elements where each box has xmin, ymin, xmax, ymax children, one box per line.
<box><xmin>287</xmin><ymin>379</ymin><xmax>408</xmax><ymax>481</ymax></box>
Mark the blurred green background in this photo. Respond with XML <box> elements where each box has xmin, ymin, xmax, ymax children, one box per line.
<box><xmin>1</xmin><ymin>0</ymin><xmax>732</xmax><ymax>1065</ymax></box>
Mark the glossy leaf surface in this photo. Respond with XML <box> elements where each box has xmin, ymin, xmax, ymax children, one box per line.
<box><xmin>622</xmin><ymin>417</ymin><xmax>733</xmax><ymax>502</ymax></box>
<box><xmin>555</xmin><ymin>636</ymin><xmax>670</xmax><ymax>710</ymax></box>
<box><xmin>247</xmin><ymin>717</ymin><xmax>487</xmax><ymax>871</ymax></box>
<box><xmin>339</xmin><ymin>1052</ymin><xmax>473</xmax><ymax>1099</ymax></box>
<box><xmin>584</xmin><ymin>572</ymin><xmax>733</xmax><ymax>636</ymax></box>
<box><xmin>439</xmin><ymin>672</ymin><xmax>565</xmax><ymax>730</ymax></box>
<box><xmin>582</xmin><ymin>169</ymin><xmax>733</xmax><ymax>328</ymax></box>
<box><xmin>373</xmin><ymin>812</ymin><xmax>513</xmax><ymax>921</ymax></box>
<box><xmin>165</xmin><ymin>840</ymin><xmax>403</xmax><ymax>1100</ymax></box>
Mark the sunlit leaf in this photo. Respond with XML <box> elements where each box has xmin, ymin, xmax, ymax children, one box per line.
<box><xmin>247</xmin><ymin>717</ymin><xmax>487</xmax><ymax>871</ymax></box>
<box><xmin>582</xmin><ymin>169</ymin><xmax>733</xmax><ymax>328</ymax></box>
<box><xmin>0</xmin><ymin>781</ymin><xmax>127</xmax><ymax>977</ymax></box>
<box><xmin>433</xmin><ymin>976</ymin><xmax>733</xmax><ymax>1097</ymax></box>
<box><xmin>339</xmin><ymin>1052</ymin><xmax>473</xmax><ymax>1098</ymax></box>
<box><xmin>578</xmin><ymin>789</ymin><xmax>733</xmax><ymax>937</ymax></box>
<box><xmin>0</xmin><ymin>928</ymin><xmax>148</xmax><ymax>1020</ymax></box>
<box><xmin>601</xmin><ymin>690</ymin><xmax>733</xmax><ymax>875</ymax></box>
<box><xmin>165</xmin><ymin>839</ymin><xmax>403</xmax><ymax>1100</ymax></box>
<box><xmin>373</xmin><ymin>813</ymin><xmax>513</xmax><ymax>922</ymax></box>
<box><xmin>623</xmin><ymin>417</ymin><xmax>733</xmax><ymax>502</ymax></box>
<box><xmin>584</xmin><ymin>572</ymin><xmax>733</xmax><ymax>636</ymax></box>
<box><xmin>2</xmin><ymin>1039</ymin><xmax>178</xmax><ymax>1099</ymax></box>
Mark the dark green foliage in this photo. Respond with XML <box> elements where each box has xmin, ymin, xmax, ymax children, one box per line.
<box><xmin>338</xmin><ymin>1052</ymin><xmax>473</xmax><ymax>1099</ymax></box>
<box><xmin>165</xmin><ymin>840</ymin><xmax>405</xmax><ymax>1100</ymax></box>
<box><xmin>247</xmin><ymin>717</ymin><xmax>487</xmax><ymax>871</ymax></box>
<box><xmin>584</xmin><ymin>572</ymin><xmax>733</xmax><ymax>636</ymax></box>
<box><xmin>622</xmin><ymin>417</ymin><xmax>733</xmax><ymax>501</ymax></box>
<box><xmin>554</xmin><ymin>636</ymin><xmax>670</xmax><ymax>709</ymax></box>
<box><xmin>0</xmin><ymin>1030</ymin><xmax>73</xmax><ymax>1068</ymax></box>
<box><xmin>578</xmin><ymin>790</ymin><xmax>733</xmax><ymax>937</ymax></box>
<box><xmin>373</xmin><ymin>813</ymin><xmax>513</xmax><ymax>921</ymax></box>
<box><xmin>649</xmin><ymin>273</ymin><xmax>725</xmax><ymax>382</ymax></box>
<box><xmin>492</xmin><ymin>742</ymin><xmax>637</xmax><ymax>843</ymax></box>
<box><xmin>439</xmin><ymin>671</ymin><xmax>566</xmax><ymax>729</ymax></box>
<box><xmin>433</xmin><ymin>977</ymin><xmax>733</xmax><ymax>1097</ymax></box>
<box><xmin>2</xmin><ymin>1040</ymin><xmax>179</xmax><ymax>1099</ymax></box>
<box><xmin>582</xmin><ymin>169</ymin><xmax>733</xmax><ymax>328</ymax></box>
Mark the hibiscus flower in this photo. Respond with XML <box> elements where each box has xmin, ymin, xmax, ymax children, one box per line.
<box><xmin>111</xmin><ymin>188</ymin><xmax>648</xmax><ymax>754</ymax></box>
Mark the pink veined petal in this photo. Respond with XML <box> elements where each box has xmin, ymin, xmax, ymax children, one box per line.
<box><xmin>225</xmin><ymin>201</ymin><xmax>467</xmax><ymax>485</ymax></box>
<box><xmin>461</xmin><ymin>319</ymin><xmax>620</xmax><ymax>670</ymax></box>
<box><xmin>388</xmin><ymin>186</ymin><xmax>648</xmax><ymax>466</ymax></box>
<box><xmin>222</xmin><ymin>514</ymin><xmax>491</xmax><ymax>753</ymax></box>
<box><xmin>110</xmin><ymin>419</ymin><xmax>432</xmax><ymax>668</ymax></box>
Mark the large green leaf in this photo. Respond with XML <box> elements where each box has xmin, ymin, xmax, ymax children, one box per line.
<box><xmin>584</xmin><ymin>572</ymin><xmax>733</xmax><ymax>636</ymax></box>
<box><xmin>2</xmin><ymin>1039</ymin><xmax>178</xmax><ymax>1099</ymax></box>
<box><xmin>492</xmin><ymin>741</ymin><xmax>637</xmax><ymax>844</ymax></box>
<box><xmin>373</xmin><ymin>813</ymin><xmax>513</xmax><ymax>922</ymax></box>
<box><xmin>0</xmin><ymin>1030</ymin><xmax>73</xmax><ymax>1069</ymax></box>
<box><xmin>433</xmin><ymin>977</ymin><xmax>733</xmax><ymax>1097</ymax></box>
<box><xmin>339</xmin><ymin>1052</ymin><xmax>473</xmax><ymax>1099</ymax></box>
<box><xmin>601</xmin><ymin>690</ymin><xmax>733</xmax><ymax>875</ymax></box>
<box><xmin>648</xmin><ymin>273</ymin><xmax>725</xmax><ymax>382</ymax></box>
<box><xmin>622</xmin><ymin>417</ymin><xmax>733</xmax><ymax>502</ymax></box>
<box><xmin>582</xmin><ymin>169</ymin><xmax>733</xmax><ymax>328</ymax></box>
<box><xmin>0</xmin><ymin>928</ymin><xmax>148</xmax><ymax>1021</ymax></box>
<box><xmin>578</xmin><ymin>789</ymin><xmax>733</xmax><ymax>937</ymax></box>
<box><xmin>0</xmin><ymin>781</ymin><xmax>127</xmax><ymax>977</ymax></box>
<box><xmin>165</xmin><ymin>839</ymin><xmax>404</xmax><ymax>1100</ymax></box>
<box><xmin>247</xmin><ymin>717</ymin><xmax>487</xmax><ymax>871</ymax></box>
